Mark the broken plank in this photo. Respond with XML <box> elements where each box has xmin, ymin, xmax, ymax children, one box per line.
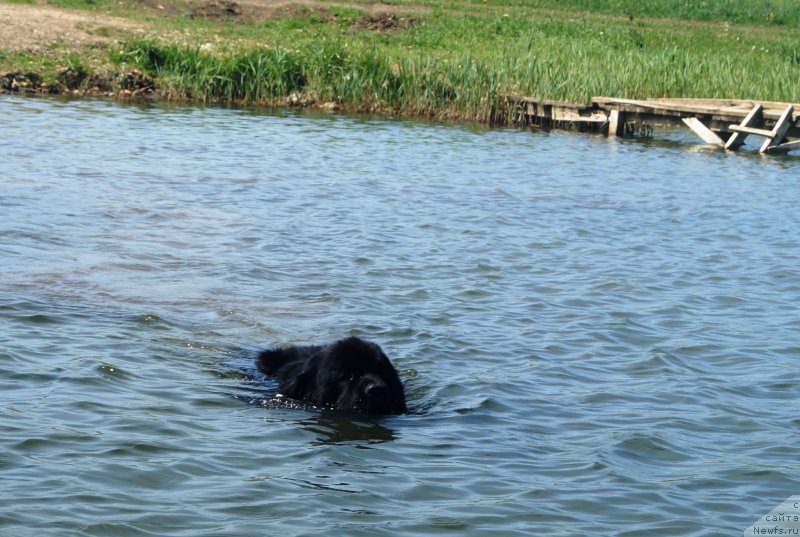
<box><xmin>764</xmin><ymin>139</ymin><xmax>800</xmax><ymax>154</ymax></box>
<box><xmin>682</xmin><ymin>117</ymin><xmax>724</xmax><ymax>145</ymax></box>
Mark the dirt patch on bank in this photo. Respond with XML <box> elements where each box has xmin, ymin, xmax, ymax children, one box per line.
<box><xmin>231</xmin><ymin>0</ymin><xmax>426</xmax><ymax>21</ymax></box>
<box><xmin>0</xmin><ymin>0</ymin><xmax>426</xmax><ymax>52</ymax></box>
<box><xmin>0</xmin><ymin>3</ymin><xmax>146</xmax><ymax>51</ymax></box>
<box><xmin>186</xmin><ymin>0</ymin><xmax>424</xmax><ymax>28</ymax></box>
<box><xmin>1</xmin><ymin>68</ymin><xmax>155</xmax><ymax>96</ymax></box>
<box><xmin>351</xmin><ymin>12</ymin><xmax>418</xmax><ymax>33</ymax></box>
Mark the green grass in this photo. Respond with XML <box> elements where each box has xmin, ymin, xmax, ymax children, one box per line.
<box><xmin>3</xmin><ymin>0</ymin><xmax>800</xmax><ymax>123</ymax></box>
<box><xmin>392</xmin><ymin>0</ymin><xmax>800</xmax><ymax>27</ymax></box>
<box><xmin>537</xmin><ymin>0</ymin><xmax>800</xmax><ymax>26</ymax></box>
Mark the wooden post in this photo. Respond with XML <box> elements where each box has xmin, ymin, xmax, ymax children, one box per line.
<box><xmin>608</xmin><ymin>109</ymin><xmax>625</xmax><ymax>137</ymax></box>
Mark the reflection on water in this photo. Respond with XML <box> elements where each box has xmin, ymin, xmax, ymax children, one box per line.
<box><xmin>2</xmin><ymin>95</ymin><xmax>800</xmax><ymax>537</ymax></box>
<box><xmin>301</xmin><ymin>414</ymin><xmax>398</xmax><ymax>445</ymax></box>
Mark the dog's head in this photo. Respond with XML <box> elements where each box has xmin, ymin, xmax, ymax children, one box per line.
<box><xmin>314</xmin><ymin>337</ymin><xmax>407</xmax><ymax>415</ymax></box>
<box><xmin>258</xmin><ymin>336</ymin><xmax>407</xmax><ymax>415</ymax></box>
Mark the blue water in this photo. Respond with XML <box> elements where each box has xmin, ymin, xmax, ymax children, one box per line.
<box><xmin>2</xmin><ymin>95</ymin><xmax>799</xmax><ymax>537</ymax></box>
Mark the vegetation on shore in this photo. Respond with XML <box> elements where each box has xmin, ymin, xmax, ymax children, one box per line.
<box><xmin>2</xmin><ymin>0</ymin><xmax>800</xmax><ymax>124</ymax></box>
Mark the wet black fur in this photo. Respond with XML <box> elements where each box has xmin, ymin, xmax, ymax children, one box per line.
<box><xmin>256</xmin><ymin>336</ymin><xmax>407</xmax><ymax>415</ymax></box>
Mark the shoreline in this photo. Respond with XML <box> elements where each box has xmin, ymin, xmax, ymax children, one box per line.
<box><xmin>0</xmin><ymin>69</ymin><xmax>488</xmax><ymax>123</ymax></box>
<box><xmin>3</xmin><ymin>1</ymin><xmax>799</xmax><ymax>127</ymax></box>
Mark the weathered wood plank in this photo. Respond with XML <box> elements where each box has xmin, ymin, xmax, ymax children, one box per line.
<box><xmin>590</xmin><ymin>97</ymin><xmax>799</xmax><ymax>127</ymax></box>
<box><xmin>729</xmin><ymin>125</ymin><xmax>773</xmax><ymax>137</ymax></box>
<box><xmin>594</xmin><ymin>97</ymin><xmax>751</xmax><ymax>118</ymax></box>
<box><xmin>725</xmin><ymin>104</ymin><xmax>764</xmax><ymax>150</ymax></box>
<box><xmin>765</xmin><ymin>139</ymin><xmax>800</xmax><ymax>154</ymax></box>
<box><xmin>551</xmin><ymin>107</ymin><xmax>607</xmax><ymax>123</ymax></box>
<box><xmin>682</xmin><ymin>117</ymin><xmax>724</xmax><ymax>145</ymax></box>
<box><xmin>660</xmin><ymin>97</ymin><xmax>800</xmax><ymax>109</ymax></box>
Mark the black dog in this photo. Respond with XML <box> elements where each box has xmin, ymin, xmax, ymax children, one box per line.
<box><xmin>256</xmin><ymin>336</ymin><xmax>407</xmax><ymax>415</ymax></box>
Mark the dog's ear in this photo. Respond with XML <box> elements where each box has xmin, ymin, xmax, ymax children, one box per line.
<box><xmin>256</xmin><ymin>349</ymin><xmax>283</xmax><ymax>375</ymax></box>
<box><xmin>257</xmin><ymin>347</ymin><xmax>306</xmax><ymax>376</ymax></box>
<box><xmin>257</xmin><ymin>345</ymin><xmax>325</xmax><ymax>399</ymax></box>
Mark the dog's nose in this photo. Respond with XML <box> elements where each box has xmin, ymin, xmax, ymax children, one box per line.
<box><xmin>364</xmin><ymin>382</ymin><xmax>387</xmax><ymax>398</ymax></box>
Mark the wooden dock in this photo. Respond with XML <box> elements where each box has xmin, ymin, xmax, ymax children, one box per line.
<box><xmin>512</xmin><ymin>96</ymin><xmax>800</xmax><ymax>155</ymax></box>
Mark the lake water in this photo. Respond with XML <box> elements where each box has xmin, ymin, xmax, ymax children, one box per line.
<box><xmin>2</xmin><ymin>95</ymin><xmax>799</xmax><ymax>537</ymax></box>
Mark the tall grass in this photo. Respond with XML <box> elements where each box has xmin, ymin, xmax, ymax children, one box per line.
<box><xmin>118</xmin><ymin>42</ymin><xmax>306</xmax><ymax>101</ymax></box>
<box><xmin>117</xmin><ymin>39</ymin><xmax>514</xmax><ymax>121</ymax></box>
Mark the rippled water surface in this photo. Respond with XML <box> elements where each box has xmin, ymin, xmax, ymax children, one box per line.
<box><xmin>2</xmin><ymin>96</ymin><xmax>800</xmax><ymax>536</ymax></box>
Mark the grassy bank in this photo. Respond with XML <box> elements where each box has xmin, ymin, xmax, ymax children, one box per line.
<box><xmin>2</xmin><ymin>0</ymin><xmax>800</xmax><ymax>123</ymax></box>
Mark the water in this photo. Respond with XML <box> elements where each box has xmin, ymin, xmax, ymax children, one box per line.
<box><xmin>2</xmin><ymin>96</ymin><xmax>799</xmax><ymax>537</ymax></box>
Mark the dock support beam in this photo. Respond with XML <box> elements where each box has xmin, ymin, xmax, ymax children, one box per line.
<box><xmin>608</xmin><ymin>110</ymin><xmax>625</xmax><ymax>137</ymax></box>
